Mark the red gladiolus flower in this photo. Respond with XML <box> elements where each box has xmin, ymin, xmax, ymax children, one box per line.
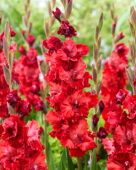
<box><xmin>28</xmin><ymin>151</ymin><xmax>48</xmax><ymax>170</ymax></box>
<box><xmin>119</xmin><ymin>32</ymin><xmax>125</xmax><ymax>39</ymax></box>
<box><xmin>0</xmin><ymin>52</ymin><xmax>10</xmax><ymax>118</ymax></box>
<box><xmin>19</xmin><ymin>45</ymin><xmax>26</xmax><ymax>55</ymax></box>
<box><xmin>57</xmin><ymin>21</ymin><xmax>77</xmax><ymax>38</ymax></box>
<box><xmin>45</xmin><ymin>35</ymin><xmax>98</xmax><ymax>157</ymax></box>
<box><xmin>116</xmin><ymin>89</ymin><xmax>128</xmax><ymax>105</ymax></box>
<box><xmin>0</xmin><ymin>115</ymin><xmax>47</xmax><ymax>169</ymax></box>
<box><xmin>101</xmin><ymin>43</ymin><xmax>129</xmax><ymax>135</ymax></box>
<box><xmin>115</xmin><ymin>43</ymin><xmax>129</xmax><ymax>57</ymax></box>
<box><xmin>0</xmin><ymin>32</ymin><xmax>4</xmax><ymax>52</ymax></box>
<box><xmin>7</xmin><ymin>89</ymin><xmax>33</xmax><ymax>119</ymax></box>
<box><xmin>92</xmin><ymin>114</ymin><xmax>99</xmax><ymax>128</ymax></box>
<box><xmin>101</xmin><ymin>43</ymin><xmax>129</xmax><ymax>106</ymax></box>
<box><xmin>102</xmin><ymin>138</ymin><xmax>115</xmax><ymax>155</ymax></box>
<box><xmin>33</xmin><ymin>99</ymin><xmax>44</xmax><ymax>112</ymax></box>
<box><xmin>10</xmin><ymin>43</ymin><xmax>17</xmax><ymax>52</ymax></box>
<box><xmin>0</xmin><ymin>115</ymin><xmax>25</xmax><ymax>146</ymax></box>
<box><xmin>21</xmin><ymin>30</ymin><xmax>25</xmax><ymax>36</ymax></box>
<box><xmin>7</xmin><ymin>90</ymin><xmax>20</xmax><ymax>107</ymax></box>
<box><xmin>9</xmin><ymin>26</ymin><xmax>16</xmax><ymax>37</ymax></box>
<box><xmin>25</xmin><ymin>47</ymin><xmax>38</xmax><ymax>66</ymax></box>
<box><xmin>103</xmin><ymin>130</ymin><xmax>136</xmax><ymax>169</ymax></box>
<box><xmin>99</xmin><ymin>100</ymin><xmax>105</xmax><ymax>114</ymax></box>
<box><xmin>0</xmin><ymin>140</ymin><xmax>23</xmax><ymax>169</ymax></box>
<box><xmin>43</xmin><ymin>36</ymin><xmax>63</xmax><ymax>52</ymax></box>
<box><xmin>102</xmin><ymin>104</ymin><xmax>136</xmax><ymax>169</ymax></box>
<box><xmin>52</xmin><ymin>8</ymin><xmax>62</xmax><ymax>22</ymax></box>
<box><xmin>113</xmin><ymin>121</ymin><xmax>136</xmax><ymax>152</ymax></box>
<box><xmin>97</xmin><ymin>127</ymin><xmax>108</xmax><ymax>139</ymax></box>
<box><xmin>123</xmin><ymin>95</ymin><xmax>136</xmax><ymax>119</ymax></box>
<box><xmin>55</xmin><ymin>40</ymin><xmax>89</xmax><ymax>62</ymax></box>
<box><xmin>26</xmin><ymin>34</ymin><xmax>36</xmax><ymax>46</ymax></box>
<box><xmin>16</xmin><ymin>100</ymin><xmax>31</xmax><ymax>118</ymax></box>
<box><xmin>60</xmin><ymin>91</ymin><xmax>98</xmax><ymax>119</ymax></box>
<box><xmin>14</xmin><ymin>47</ymin><xmax>44</xmax><ymax>111</ymax></box>
<box><xmin>64</xmin><ymin>119</ymin><xmax>97</xmax><ymax>157</ymax></box>
<box><xmin>0</xmin><ymin>26</ymin><xmax>18</xmax><ymax>118</ymax></box>
<box><xmin>102</xmin><ymin>104</ymin><xmax>123</xmax><ymax>133</ymax></box>
<box><xmin>112</xmin><ymin>22</ymin><xmax>116</xmax><ymax>28</ymax></box>
<box><xmin>39</xmin><ymin>127</ymin><xmax>44</xmax><ymax>136</ymax></box>
<box><xmin>26</xmin><ymin>120</ymin><xmax>43</xmax><ymax>150</ymax></box>
<box><xmin>107</xmin><ymin>153</ymin><xmax>136</xmax><ymax>170</ymax></box>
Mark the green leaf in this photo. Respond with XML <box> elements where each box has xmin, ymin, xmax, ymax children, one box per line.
<box><xmin>66</xmin><ymin>148</ymin><xmax>75</xmax><ymax>170</ymax></box>
<box><xmin>90</xmin><ymin>149</ymin><xmax>98</xmax><ymax>170</ymax></box>
<box><xmin>43</xmin><ymin>117</ymin><xmax>55</xmax><ymax>170</ymax></box>
<box><xmin>84</xmin><ymin>154</ymin><xmax>89</xmax><ymax>170</ymax></box>
<box><xmin>98</xmin><ymin>163</ymin><xmax>107</xmax><ymax>170</ymax></box>
<box><xmin>57</xmin><ymin>149</ymin><xmax>67</xmax><ymax>170</ymax></box>
<box><xmin>57</xmin><ymin>148</ymin><xmax>74</xmax><ymax>170</ymax></box>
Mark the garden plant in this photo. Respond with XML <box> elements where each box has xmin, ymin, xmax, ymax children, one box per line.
<box><xmin>0</xmin><ymin>0</ymin><xmax>136</xmax><ymax>169</ymax></box>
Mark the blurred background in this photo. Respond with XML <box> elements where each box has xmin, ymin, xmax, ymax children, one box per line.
<box><xmin>0</xmin><ymin>0</ymin><xmax>135</xmax><ymax>61</ymax></box>
<box><xmin>0</xmin><ymin>0</ymin><xmax>135</xmax><ymax>166</ymax></box>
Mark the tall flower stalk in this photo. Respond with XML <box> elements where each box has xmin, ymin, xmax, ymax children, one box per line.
<box><xmin>127</xmin><ymin>6</ymin><xmax>136</xmax><ymax>95</ymax></box>
<box><xmin>100</xmin><ymin>6</ymin><xmax>136</xmax><ymax>170</ymax></box>
<box><xmin>0</xmin><ymin>19</ymin><xmax>47</xmax><ymax>169</ymax></box>
<box><xmin>90</xmin><ymin>12</ymin><xmax>104</xmax><ymax>169</ymax></box>
<box><xmin>110</xmin><ymin>5</ymin><xmax>125</xmax><ymax>50</ymax></box>
<box><xmin>15</xmin><ymin>0</ymin><xmax>45</xmax><ymax>113</ymax></box>
<box><xmin>44</xmin><ymin>1</ymin><xmax>98</xmax><ymax>170</ymax></box>
<box><xmin>39</xmin><ymin>0</ymin><xmax>57</xmax><ymax>168</ymax></box>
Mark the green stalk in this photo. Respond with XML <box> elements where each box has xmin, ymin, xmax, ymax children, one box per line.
<box><xmin>43</xmin><ymin>113</ymin><xmax>48</xmax><ymax>161</ymax></box>
<box><xmin>77</xmin><ymin>157</ymin><xmax>82</xmax><ymax>170</ymax></box>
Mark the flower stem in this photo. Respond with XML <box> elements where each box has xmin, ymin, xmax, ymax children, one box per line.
<box><xmin>42</xmin><ymin>113</ymin><xmax>49</xmax><ymax>165</ymax></box>
<box><xmin>77</xmin><ymin>157</ymin><xmax>82</xmax><ymax>170</ymax></box>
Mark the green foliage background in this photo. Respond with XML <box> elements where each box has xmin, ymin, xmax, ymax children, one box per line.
<box><xmin>0</xmin><ymin>0</ymin><xmax>135</xmax><ymax>169</ymax></box>
<box><xmin>1</xmin><ymin>0</ymin><xmax>135</xmax><ymax>57</ymax></box>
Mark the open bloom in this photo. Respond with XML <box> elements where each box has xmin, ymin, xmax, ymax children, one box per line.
<box><xmin>103</xmin><ymin>109</ymin><xmax>136</xmax><ymax>170</ymax></box>
<box><xmin>45</xmin><ymin>35</ymin><xmax>98</xmax><ymax>157</ymax></box>
<box><xmin>101</xmin><ymin>43</ymin><xmax>129</xmax><ymax>106</ymax></box>
<box><xmin>0</xmin><ymin>115</ymin><xmax>47</xmax><ymax>169</ymax></box>
<box><xmin>14</xmin><ymin>47</ymin><xmax>44</xmax><ymax>112</ymax></box>
<box><xmin>101</xmin><ymin>43</ymin><xmax>129</xmax><ymax>134</ymax></box>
